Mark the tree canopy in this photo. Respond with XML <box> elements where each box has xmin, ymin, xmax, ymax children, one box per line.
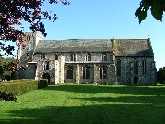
<box><xmin>0</xmin><ymin>0</ymin><xmax>70</xmax><ymax>56</ymax></box>
<box><xmin>136</xmin><ymin>0</ymin><xmax>165</xmax><ymax>23</ymax></box>
<box><xmin>157</xmin><ymin>67</ymin><xmax>165</xmax><ymax>84</ymax></box>
<box><xmin>0</xmin><ymin>56</ymin><xmax>17</xmax><ymax>81</ymax></box>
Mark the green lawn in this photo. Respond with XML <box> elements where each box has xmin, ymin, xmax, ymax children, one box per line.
<box><xmin>1</xmin><ymin>84</ymin><xmax>165</xmax><ymax>124</ymax></box>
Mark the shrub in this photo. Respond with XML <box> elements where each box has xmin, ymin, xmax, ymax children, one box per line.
<box><xmin>0</xmin><ymin>80</ymin><xmax>48</xmax><ymax>96</ymax></box>
<box><xmin>0</xmin><ymin>91</ymin><xmax>17</xmax><ymax>102</ymax></box>
<box><xmin>38</xmin><ymin>79</ymin><xmax>48</xmax><ymax>89</ymax></box>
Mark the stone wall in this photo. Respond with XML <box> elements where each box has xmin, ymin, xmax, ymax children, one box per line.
<box><xmin>116</xmin><ymin>57</ymin><xmax>156</xmax><ymax>85</ymax></box>
<box><xmin>33</xmin><ymin>52</ymin><xmax>113</xmax><ymax>62</ymax></box>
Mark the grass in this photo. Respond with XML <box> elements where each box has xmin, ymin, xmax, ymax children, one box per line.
<box><xmin>1</xmin><ymin>84</ymin><xmax>165</xmax><ymax>124</ymax></box>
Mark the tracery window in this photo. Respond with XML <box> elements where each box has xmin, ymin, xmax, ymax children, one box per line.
<box><xmin>100</xmin><ymin>65</ymin><xmax>107</xmax><ymax>79</ymax></box>
<box><xmin>66</xmin><ymin>65</ymin><xmax>74</xmax><ymax>79</ymax></box>
<box><xmin>117</xmin><ymin>59</ymin><xmax>121</xmax><ymax>76</ymax></box>
<box><xmin>27</xmin><ymin>36</ymin><xmax>30</xmax><ymax>41</ymax></box>
<box><xmin>142</xmin><ymin>60</ymin><xmax>147</xmax><ymax>75</ymax></box>
<box><xmin>43</xmin><ymin>61</ymin><xmax>49</xmax><ymax>70</ymax></box>
<box><xmin>134</xmin><ymin>60</ymin><xmax>138</xmax><ymax>74</ymax></box>
<box><xmin>85</xmin><ymin>53</ymin><xmax>91</xmax><ymax>61</ymax></box>
<box><xmin>71</xmin><ymin>54</ymin><xmax>76</xmax><ymax>61</ymax></box>
<box><xmin>83</xmin><ymin>65</ymin><xmax>90</xmax><ymax>79</ymax></box>
<box><xmin>102</xmin><ymin>53</ymin><xmax>107</xmax><ymax>61</ymax></box>
<box><xmin>55</xmin><ymin>54</ymin><xmax>58</xmax><ymax>60</ymax></box>
<box><xmin>41</xmin><ymin>54</ymin><xmax>45</xmax><ymax>59</ymax></box>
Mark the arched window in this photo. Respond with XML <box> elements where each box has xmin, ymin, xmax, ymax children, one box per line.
<box><xmin>134</xmin><ymin>60</ymin><xmax>138</xmax><ymax>74</ymax></box>
<box><xmin>102</xmin><ymin>53</ymin><xmax>107</xmax><ymax>61</ymax></box>
<box><xmin>83</xmin><ymin>65</ymin><xmax>90</xmax><ymax>79</ymax></box>
<box><xmin>55</xmin><ymin>54</ymin><xmax>58</xmax><ymax>60</ymax></box>
<box><xmin>71</xmin><ymin>54</ymin><xmax>76</xmax><ymax>61</ymax></box>
<box><xmin>66</xmin><ymin>65</ymin><xmax>74</xmax><ymax>79</ymax></box>
<box><xmin>41</xmin><ymin>54</ymin><xmax>45</xmax><ymax>59</ymax></box>
<box><xmin>85</xmin><ymin>53</ymin><xmax>91</xmax><ymax>61</ymax></box>
<box><xmin>27</xmin><ymin>36</ymin><xmax>30</xmax><ymax>41</ymax></box>
<box><xmin>142</xmin><ymin>60</ymin><xmax>147</xmax><ymax>75</ymax></box>
<box><xmin>46</xmin><ymin>61</ymin><xmax>49</xmax><ymax>70</ymax></box>
<box><xmin>43</xmin><ymin>61</ymin><xmax>49</xmax><ymax>70</ymax></box>
<box><xmin>117</xmin><ymin>59</ymin><xmax>121</xmax><ymax>76</ymax></box>
<box><xmin>100</xmin><ymin>65</ymin><xmax>107</xmax><ymax>79</ymax></box>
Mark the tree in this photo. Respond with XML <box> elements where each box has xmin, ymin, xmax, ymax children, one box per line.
<box><xmin>136</xmin><ymin>0</ymin><xmax>165</xmax><ymax>23</ymax></box>
<box><xmin>157</xmin><ymin>67</ymin><xmax>165</xmax><ymax>84</ymax></box>
<box><xmin>0</xmin><ymin>0</ymin><xmax>70</xmax><ymax>56</ymax></box>
<box><xmin>0</xmin><ymin>57</ymin><xmax>17</xmax><ymax>81</ymax></box>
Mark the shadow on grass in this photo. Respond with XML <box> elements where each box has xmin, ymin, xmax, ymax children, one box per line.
<box><xmin>1</xmin><ymin>85</ymin><xmax>165</xmax><ymax>124</ymax></box>
<box><xmin>43</xmin><ymin>84</ymin><xmax>165</xmax><ymax>96</ymax></box>
<box><xmin>73</xmin><ymin>95</ymin><xmax>165</xmax><ymax>105</ymax></box>
<box><xmin>1</xmin><ymin>103</ymin><xmax>165</xmax><ymax>124</ymax></box>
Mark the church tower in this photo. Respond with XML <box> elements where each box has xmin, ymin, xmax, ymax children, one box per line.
<box><xmin>17</xmin><ymin>32</ymin><xmax>42</xmax><ymax>62</ymax></box>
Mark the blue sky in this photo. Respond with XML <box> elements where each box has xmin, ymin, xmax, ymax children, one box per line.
<box><xmin>13</xmin><ymin>0</ymin><xmax>165</xmax><ymax>69</ymax></box>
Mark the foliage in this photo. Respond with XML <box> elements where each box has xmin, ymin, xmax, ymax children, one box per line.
<box><xmin>38</xmin><ymin>79</ymin><xmax>48</xmax><ymax>89</ymax></box>
<box><xmin>0</xmin><ymin>56</ymin><xmax>17</xmax><ymax>81</ymax></box>
<box><xmin>0</xmin><ymin>80</ymin><xmax>38</xmax><ymax>95</ymax></box>
<box><xmin>0</xmin><ymin>0</ymin><xmax>70</xmax><ymax>56</ymax></box>
<box><xmin>0</xmin><ymin>80</ymin><xmax>48</xmax><ymax>96</ymax></box>
<box><xmin>157</xmin><ymin>67</ymin><xmax>165</xmax><ymax>84</ymax></box>
<box><xmin>0</xmin><ymin>84</ymin><xmax>165</xmax><ymax>123</ymax></box>
<box><xmin>0</xmin><ymin>56</ymin><xmax>32</xmax><ymax>81</ymax></box>
<box><xmin>0</xmin><ymin>91</ymin><xmax>17</xmax><ymax>102</ymax></box>
<box><xmin>136</xmin><ymin>0</ymin><xmax>165</xmax><ymax>23</ymax></box>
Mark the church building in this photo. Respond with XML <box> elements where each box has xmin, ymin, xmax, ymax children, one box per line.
<box><xmin>16</xmin><ymin>32</ymin><xmax>156</xmax><ymax>85</ymax></box>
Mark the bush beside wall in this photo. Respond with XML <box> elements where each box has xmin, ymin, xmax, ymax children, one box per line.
<box><xmin>38</xmin><ymin>79</ymin><xmax>48</xmax><ymax>89</ymax></box>
<box><xmin>0</xmin><ymin>80</ymin><xmax>48</xmax><ymax>96</ymax></box>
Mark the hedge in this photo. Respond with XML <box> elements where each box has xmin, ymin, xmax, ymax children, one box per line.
<box><xmin>0</xmin><ymin>79</ymin><xmax>48</xmax><ymax>96</ymax></box>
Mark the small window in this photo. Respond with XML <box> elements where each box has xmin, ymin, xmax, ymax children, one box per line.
<box><xmin>27</xmin><ymin>36</ymin><xmax>30</xmax><ymax>41</ymax></box>
<box><xmin>85</xmin><ymin>53</ymin><xmax>91</xmax><ymax>61</ymax></box>
<box><xmin>83</xmin><ymin>65</ymin><xmax>90</xmax><ymax>79</ymax></box>
<box><xmin>55</xmin><ymin>54</ymin><xmax>58</xmax><ymax>60</ymax></box>
<box><xmin>102</xmin><ymin>53</ymin><xmax>107</xmax><ymax>61</ymax></box>
<box><xmin>100</xmin><ymin>65</ymin><xmax>107</xmax><ymax>79</ymax></box>
<box><xmin>71</xmin><ymin>54</ymin><xmax>76</xmax><ymax>61</ymax></box>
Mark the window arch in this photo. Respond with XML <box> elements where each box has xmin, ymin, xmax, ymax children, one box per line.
<box><xmin>102</xmin><ymin>53</ymin><xmax>107</xmax><ymax>61</ymax></box>
<box><xmin>134</xmin><ymin>59</ymin><xmax>138</xmax><ymax>74</ymax></box>
<box><xmin>117</xmin><ymin>59</ymin><xmax>121</xmax><ymax>76</ymax></box>
<box><xmin>41</xmin><ymin>54</ymin><xmax>45</xmax><ymax>59</ymax></box>
<box><xmin>55</xmin><ymin>54</ymin><xmax>58</xmax><ymax>60</ymax></box>
<box><xmin>85</xmin><ymin>53</ymin><xmax>91</xmax><ymax>61</ymax></box>
<box><xmin>71</xmin><ymin>54</ymin><xmax>76</xmax><ymax>61</ymax></box>
<box><xmin>66</xmin><ymin>65</ymin><xmax>74</xmax><ymax>79</ymax></box>
<box><xmin>27</xmin><ymin>36</ymin><xmax>30</xmax><ymax>41</ymax></box>
<box><xmin>83</xmin><ymin>65</ymin><xmax>90</xmax><ymax>79</ymax></box>
<box><xmin>43</xmin><ymin>61</ymin><xmax>49</xmax><ymax>70</ymax></box>
<box><xmin>100</xmin><ymin>65</ymin><xmax>107</xmax><ymax>79</ymax></box>
<box><xmin>142</xmin><ymin>60</ymin><xmax>147</xmax><ymax>75</ymax></box>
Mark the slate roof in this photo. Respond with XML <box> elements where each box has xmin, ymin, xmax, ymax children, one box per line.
<box><xmin>34</xmin><ymin>39</ymin><xmax>113</xmax><ymax>53</ymax></box>
<box><xmin>113</xmin><ymin>39</ymin><xmax>154</xmax><ymax>57</ymax></box>
<box><xmin>34</xmin><ymin>39</ymin><xmax>154</xmax><ymax>57</ymax></box>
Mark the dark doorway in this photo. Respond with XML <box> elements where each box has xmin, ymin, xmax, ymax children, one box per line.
<box><xmin>42</xmin><ymin>73</ymin><xmax>50</xmax><ymax>84</ymax></box>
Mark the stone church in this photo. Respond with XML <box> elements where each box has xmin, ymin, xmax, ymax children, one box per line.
<box><xmin>16</xmin><ymin>32</ymin><xmax>156</xmax><ymax>85</ymax></box>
